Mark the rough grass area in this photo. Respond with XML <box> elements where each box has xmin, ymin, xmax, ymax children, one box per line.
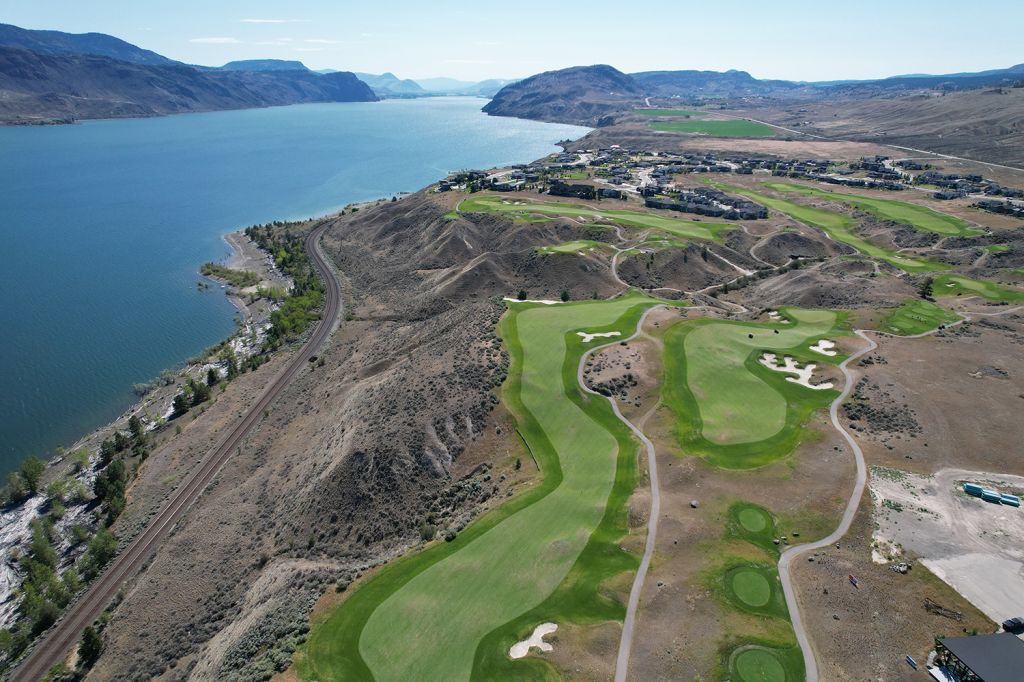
<box><xmin>634</xmin><ymin>108</ymin><xmax>707</xmax><ymax>117</ymax></box>
<box><xmin>661</xmin><ymin>308</ymin><xmax>843</xmax><ymax>469</ymax></box>
<box><xmin>459</xmin><ymin>195</ymin><xmax>734</xmax><ymax>241</ymax></box>
<box><xmin>721</xmin><ymin>183</ymin><xmax>945</xmax><ymax>273</ymax></box>
<box><xmin>535</xmin><ymin>239</ymin><xmax>613</xmax><ymax>255</ymax></box>
<box><xmin>879</xmin><ymin>299</ymin><xmax>960</xmax><ymax>335</ymax></box>
<box><xmin>766</xmin><ymin>182</ymin><xmax>982</xmax><ymax>237</ymax></box>
<box><xmin>933</xmin><ymin>274</ymin><xmax>1024</xmax><ymax>302</ymax></box>
<box><xmin>648</xmin><ymin>119</ymin><xmax>777</xmax><ymax>137</ymax></box>
<box><xmin>297</xmin><ymin>292</ymin><xmax>667</xmax><ymax>681</ymax></box>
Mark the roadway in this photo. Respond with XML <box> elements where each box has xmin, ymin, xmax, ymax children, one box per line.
<box><xmin>11</xmin><ymin>221</ymin><xmax>342</xmax><ymax>681</ymax></box>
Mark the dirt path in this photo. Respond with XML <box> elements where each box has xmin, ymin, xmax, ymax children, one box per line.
<box><xmin>10</xmin><ymin>221</ymin><xmax>344</xmax><ymax>681</ymax></box>
<box><xmin>576</xmin><ymin>306</ymin><xmax>664</xmax><ymax>682</ymax></box>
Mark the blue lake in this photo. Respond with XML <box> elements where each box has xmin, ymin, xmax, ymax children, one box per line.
<box><xmin>0</xmin><ymin>97</ymin><xmax>589</xmax><ymax>475</ymax></box>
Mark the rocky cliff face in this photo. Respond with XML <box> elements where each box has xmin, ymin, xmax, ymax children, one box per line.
<box><xmin>0</xmin><ymin>45</ymin><xmax>378</xmax><ymax>123</ymax></box>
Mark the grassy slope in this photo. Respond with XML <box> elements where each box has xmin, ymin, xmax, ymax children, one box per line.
<box><xmin>721</xmin><ymin>184</ymin><xmax>944</xmax><ymax>272</ymax></box>
<box><xmin>634</xmin><ymin>108</ymin><xmax>707</xmax><ymax>117</ymax></box>
<box><xmin>297</xmin><ymin>292</ymin><xmax>663</xmax><ymax>681</ymax></box>
<box><xmin>536</xmin><ymin>239</ymin><xmax>613</xmax><ymax>255</ymax></box>
<box><xmin>766</xmin><ymin>182</ymin><xmax>982</xmax><ymax>237</ymax></box>
<box><xmin>648</xmin><ymin>119</ymin><xmax>777</xmax><ymax>137</ymax></box>
<box><xmin>933</xmin><ymin>274</ymin><xmax>1024</xmax><ymax>301</ymax></box>
<box><xmin>662</xmin><ymin>308</ymin><xmax>842</xmax><ymax>469</ymax></box>
<box><xmin>459</xmin><ymin>195</ymin><xmax>733</xmax><ymax>241</ymax></box>
<box><xmin>880</xmin><ymin>299</ymin><xmax>960</xmax><ymax>335</ymax></box>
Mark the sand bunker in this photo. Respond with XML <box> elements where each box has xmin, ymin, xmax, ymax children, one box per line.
<box><xmin>577</xmin><ymin>330</ymin><xmax>622</xmax><ymax>343</ymax></box>
<box><xmin>503</xmin><ymin>297</ymin><xmax>563</xmax><ymax>305</ymax></box>
<box><xmin>759</xmin><ymin>353</ymin><xmax>834</xmax><ymax>390</ymax></box>
<box><xmin>809</xmin><ymin>339</ymin><xmax>837</xmax><ymax>356</ymax></box>
<box><xmin>767</xmin><ymin>310</ymin><xmax>790</xmax><ymax>324</ymax></box>
<box><xmin>509</xmin><ymin>622</ymin><xmax>557</xmax><ymax>659</ymax></box>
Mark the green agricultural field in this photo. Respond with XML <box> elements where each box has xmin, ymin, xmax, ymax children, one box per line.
<box><xmin>634</xmin><ymin>108</ymin><xmax>707</xmax><ymax>117</ymax></box>
<box><xmin>297</xmin><ymin>292</ymin><xmax>667</xmax><ymax>682</ymax></box>
<box><xmin>933</xmin><ymin>274</ymin><xmax>1024</xmax><ymax>302</ymax></box>
<box><xmin>721</xmin><ymin>184</ymin><xmax>945</xmax><ymax>273</ymax></box>
<box><xmin>458</xmin><ymin>195</ymin><xmax>734</xmax><ymax>241</ymax></box>
<box><xmin>648</xmin><ymin>119</ymin><xmax>777</xmax><ymax>137</ymax></box>
<box><xmin>662</xmin><ymin>308</ymin><xmax>843</xmax><ymax>469</ymax></box>
<box><xmin>879</xmin><ymin>299</ymin><xmax>960</xmax><ymax>336</ymax></box>
<box><xmin>535</xmin><ymin>239</ymin><xmax>613</xmax><ymax>255</ymax></box>
<box><xmin>765</xmin><ymin>182</ymin><xmax>982</xmax><ymax>237</ymax></box>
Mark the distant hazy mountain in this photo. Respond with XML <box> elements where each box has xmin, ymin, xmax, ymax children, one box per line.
<box><xmin>0</xmin><ymin>39</ymin><xmax>377</xmax><ymax>123</ymax></box>
<box><xmin>220</xmin><ymin>59</ymin><xmax>310</xmax><ymax>72</ymax></box>
<box><xmin>483</xmin><ymin>64</ymin><xmax>642</xmax><ymax>125</ymax></box>
<box><xmin>354</xmin><ymin>72</ymin><xmax>426</xmax><ymax>98</ymax></box>
<box><xmin>411</xmin><ymin>77</ymin><xmax>518</xmax><ymax>97</ymax></box>
<box><xmin>415</xmin><ymin>77</ymin><xmax>477</xmax><ymax>92</ymax></box>
<box><xmin>0</xmin><ymin>22</ymin><xmax>174</xmax><ymax>65</ymax></box>
<box><xmin>631</xmin><ymin>69</ymin><xmax>806</xmax><ymax>98</ymax></box>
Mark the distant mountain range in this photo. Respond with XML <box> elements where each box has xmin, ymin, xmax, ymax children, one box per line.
<box><xmin>483</xmin><ymin>63</ymin><xmax>1024</xmax><ymax>125</ymax></box>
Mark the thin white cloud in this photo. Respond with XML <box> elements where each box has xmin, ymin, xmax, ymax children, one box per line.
<box><xmin>294</xmin><ymin>47</ymin><xmax>325</xmax><ymax>52</ymax></box>
<box><xmin>189</xmin><ymin>37</ymin><xmax>242</xmax><ymax>44</ymax></box>
<box><xmin>305</xmin><ymin>39</ymin><xmax>340</xmax><ymax>44</ymax></box>
<box><xmin>241</xmin><ymin>18</ymin><xmax>310</xmax><ymax>24</ymax></box>
<box><xmin>444</xmin><ymin>59</ymin><xmax>495</xmax><ymax>65</ymax></box>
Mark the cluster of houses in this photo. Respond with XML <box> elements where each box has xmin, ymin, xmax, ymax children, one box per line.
<box><xmin>548</xmin><ymin>180</ymin><xmax>623</xmax><ymax>200</ymax></box>
<box><xmin>975</xmin><ymin>199</ymin><xmax>1024</xmax><ymax>219</ymax></box>
<box><xmin>644</xmin><ymin>187</ymin><xmax>768</xmax><ymax>220</ymax></box>
<box><xmin>913</xmin><ymin>171</ymin><xmax>1024</xmax><ymax>201</ymax></box>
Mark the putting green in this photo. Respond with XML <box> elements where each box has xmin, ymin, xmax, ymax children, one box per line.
<box><xmin>766</xmin><ymin>182</ymin><xmax>983</xmax><ymax>237</ymax></box>
<box><xmin>719</xmin><ymin>183</ymin><xmax>945</xmax><ymax>273</ymax></box>
<box><xmin>731</xmin><ymin>569</ymin><xmax>772</xmax><ymax>607</ymax></box>
<box><xmin>933</xmin><ymin>274</ymin><xmax>1024</xmax><ymax>302</ymax></box>
<box><xmin>739</xmin><ymin>507</ymin><xmax>769</xmax><ymax>533</ymax></box>
<box><xmin>733</xmin><ymin>647</ymin><xmax>788</xmax><ymax>682</ymax></box>
<box><xmin>648</xmin><ymin>119</ymin><xmax>777</xmax><ymax>137</ymax></box>
<box><xmin>663</xmin><ymin>308</ymin><xmax>842</xmax><ymax>468</ymax></box>
<box><xmin>880</xmin><ymin>299</ymin><xmax>960</xmax><ymax>336</ymax></box>
<box><xmin>459</xmin><ymin>195</ymin><xmax>734</xmax><ymax>241</ymax></box>
<box><xmin>297</xmin><ymin>292</ymin><xmax>664</xmax><ymax>681</ymax></box>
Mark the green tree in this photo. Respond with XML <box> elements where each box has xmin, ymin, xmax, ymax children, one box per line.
<box><xmin>560</xmin><ymin>290</ymin><xmax>570</xmax><ymax>302</ymax></box>
<box><xmin>72</xmin><ymin>448</ymin><xmax>91</xmax><ymax>472</ymax></box>
<box><xmin>206</xmin><ymin>366</ymin><xmax>219</xmax><ymax>387</ymax></box>
<box><xmin>113</xmin><ymin>431</ymin><xmax>129</xmax><ymax>452</ymax></box>
<box><xmin>128</xmin><ymin>414</ymin><xmax>145</xmax><ymax>442</ymax></box>
<box><xmin>918</xmin><ymin>276</ymin><xmax>934</xmax><ymax>300</ymax></box>
<box><xmin>191</xmin><ymin>380</ymin><xmax>211</xmax><ymax>406</ymax></box>
<box><xmin>80</xmin><ymin>528</ymin><xmax>118</xmax><ymax>580</ymax></box>
<box><xmin>78</xmin><ymin>626</ymin><xmax>103</xmax><ymax>669</ymax></box>
<box><xmin>6</xmin><ymin>471</ymin><xmax>28</xmax><ymax>504</ymax></box>
<box><xmin>172</xmin><ymin>392</ymin><xmax>190</xmax><ymax>416</ymax></box>
<box><xmin>517</xmin><ymin>290</ymin><xmax>528</xmax><ymax>301</ymax></box>
<box><xmin>20</xmin><ymin>456</ymin><xmax>45</xmax><ymax>495</ymax></box>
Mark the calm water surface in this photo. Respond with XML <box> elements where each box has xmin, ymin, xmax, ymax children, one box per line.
<box><xmin>0</xmin><ymin>98</ymin><xmax>589</xmax><ymax>474</ymax></box>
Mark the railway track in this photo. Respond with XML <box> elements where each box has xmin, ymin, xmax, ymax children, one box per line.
<box><xmin>11</xmin><ymin>221</ymin><xmax>342</xmax><ymax>681</ymax></box>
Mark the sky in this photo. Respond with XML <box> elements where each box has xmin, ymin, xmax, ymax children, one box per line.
<box><xmin>4</xmin><ymin>1</ymin><xmax>1022</xmax><ymax>82</ymax></box>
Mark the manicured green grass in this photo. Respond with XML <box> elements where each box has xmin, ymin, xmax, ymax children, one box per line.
<box><xmin>298</xmin><ymin>292</ymin><xmax>667</xmax><ymax>681</ymax></box>
<box><xmin>535</xmin><ymin>239</ymin><xmax>613</xmax><ymax>255</ymax></box>
<box><xmin>649</xmin><ymin>119</ymin><xmax>777</xmax><ymax>137</ymax></box>
<box><xmin>765</xmin><ymin>182</ymin><xmax>982</xmax><ymax>237</ymax></box>
<box><xmin>634</xmin><ymin>108</ymin><xmax>707</xmax><ymax>117</ymax></box>
<box><xmin>724</xmin><ymin>564</ymin><xmax>789</xmax><ymax>618</ymax></box>
<box><xmin>459</xmin><ymin>195</ymin><xmax>734</xmax><ymax>241</ymax></box>
<box><xmin>933</xmin><ymin>274</ymin><xmax>1024</xmax><ymax>302</ymax></box>
<box><xmin>983</xmin><ymin>243</ymin><xmax>1009</xmax><ymax>253</ymax></box>
<box><xmin>662</xmin><ymin>308</ymin><xmax>843</xmax><ymax>469</ymax></box>
<box><xmin>729</xmin><ymin>644</ymin><xmax>804</xmax><ymax>682</ymax></box>
<box><xmin>728</xmin><ymin>502</ymin><xmax>779</xmax><ymax>556</ymax></box>
<box><xmin>879</xmin><ymin>299</ymin><xmax>960</xmax><ymax>336</ymax></box>
<box><xmin>444</xmin><ymin>210</ymin><xmax>460</xmax><ymax>220</ymax></box>
<box><xmin>720</xmin><ymin>184</ymin><xmax>945</xmax><ymax>273</ymax></box>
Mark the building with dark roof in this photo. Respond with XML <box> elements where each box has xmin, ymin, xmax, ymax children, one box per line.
<box><xmin>933</xmin><ymin>633</ymin><xmax>1024</xmax><ymax>681</ymax></box>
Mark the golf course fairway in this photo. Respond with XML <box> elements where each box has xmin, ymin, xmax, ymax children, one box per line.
<box><xmin>720</xmin><ymin>184</ymin><xmax>944</xmax><ymax>273</ymax></box>
<box><xmin>297</xmin><ymin>292</ymin><xmax>663</xmax><ymax>681</ymax></box>
<box><xmin>663</xmin><ymin>308</ymin><xmax>843</xmax><ymax>468</ymax></box>
<box><xmin>766</xmin><ymin>182</ymin><xmax>982</xmax><ymax>237</ymax></box>
<box><xmin>459</xmin><ymin>194</ymin><xmax>734</xmax><ymax>241</ymax></box>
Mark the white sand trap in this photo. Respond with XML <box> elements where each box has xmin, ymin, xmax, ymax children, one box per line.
<box><xmin>503</xmin><ymin>297</ymin><xmax>562</xmax><ymax>305</ymax></box>
<box><xmin>767</xmin><ymin>310</ymin><xmax>790</xmax><ymax>324</ymax></box>
<box><xmin>577</xmin><ymin>330</ymin><xmax>621</xmax><ymax>343</ymax></box>
<box><xmin>809</xmin><ymin>339</ymin><xmax>837</xmax><ymax>356</ymax></box>
<box><xmin>509</xmin><ymin>622</ymin><xmax>557</xmax><ymax>659</ymax></box>
<box><xmin>759</xmin><ymin>353</ymin><xmax>834</xmax><ymax>390</ymax></box>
